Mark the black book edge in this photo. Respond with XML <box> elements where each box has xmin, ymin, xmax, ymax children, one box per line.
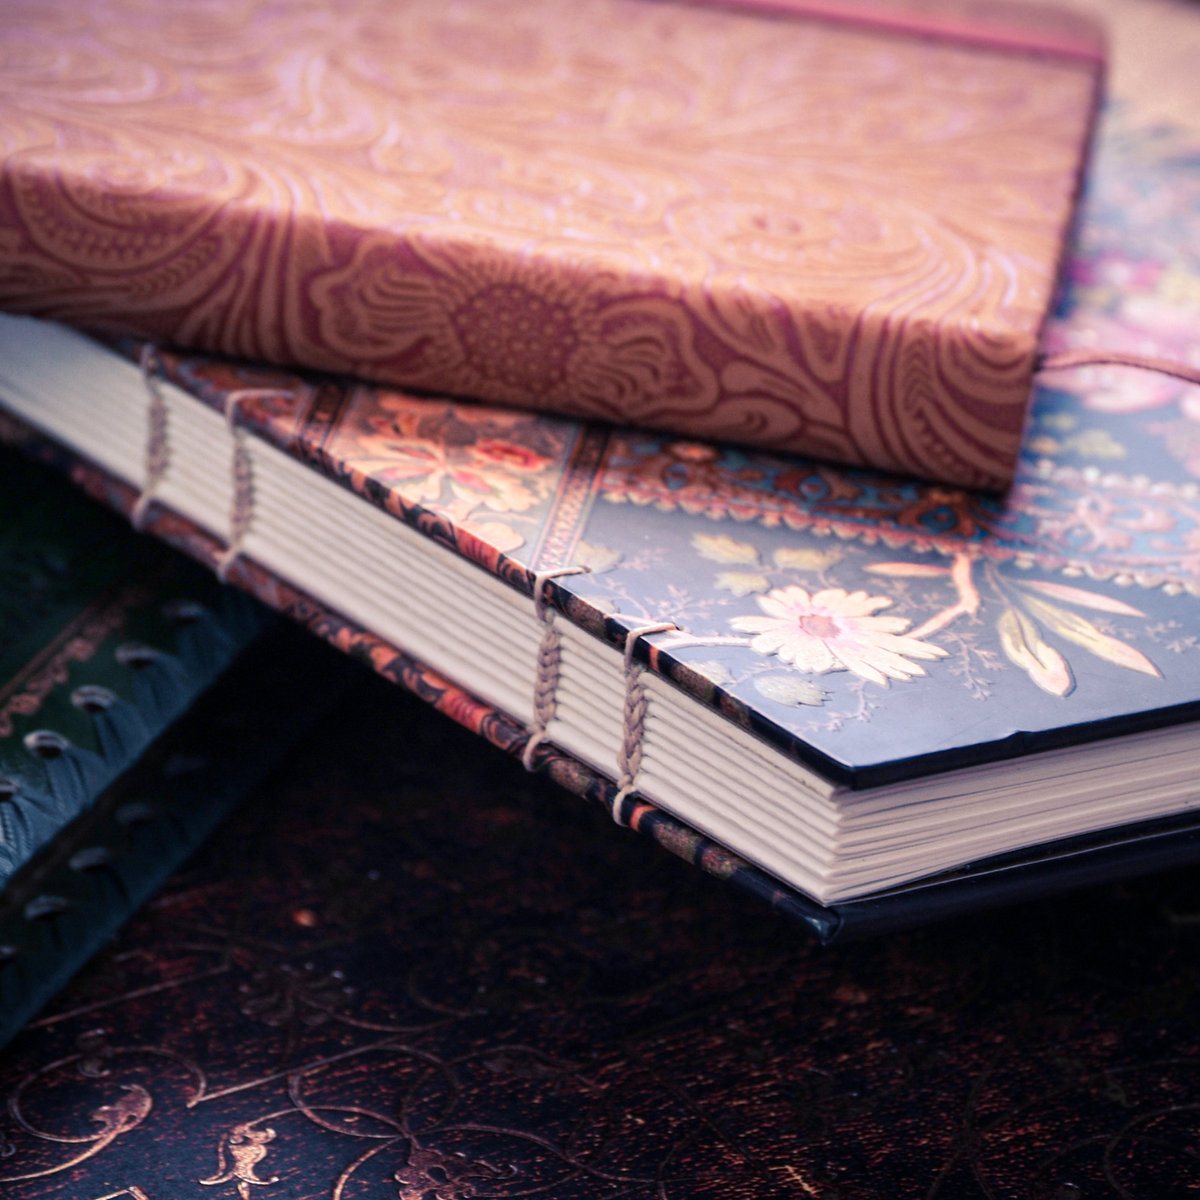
<box><xmin>827</xmin><ymin>808</ymin><xmax>1200</xmax><ymax>940</ymax></box>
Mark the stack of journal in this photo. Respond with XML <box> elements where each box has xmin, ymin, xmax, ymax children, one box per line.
<box><xmin>6</xmin><ymin>0</ymin><xmax>1200</xmax><ymax>940</ymax></box>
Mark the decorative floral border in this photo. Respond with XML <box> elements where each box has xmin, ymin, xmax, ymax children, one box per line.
<box><xmin>598</xmin><ymin>437</ymin><xmax>1200</xmax><ymax>592</ymax></box>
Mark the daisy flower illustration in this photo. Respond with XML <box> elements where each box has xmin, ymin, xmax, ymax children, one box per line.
<box><xmin>730</xmin><ymin>586</ymin><xmax>947</xmax><ymax>684</ymax></box>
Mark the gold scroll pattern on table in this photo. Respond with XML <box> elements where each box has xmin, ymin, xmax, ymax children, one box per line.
<box><xmin>0</xmin><ymin>0</ymin><xmax>1098</xmax><ymax>488</ymax></box>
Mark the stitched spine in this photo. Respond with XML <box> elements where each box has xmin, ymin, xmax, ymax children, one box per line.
<box><xmin>611</xmin><ymin>622</ymin><xmax>677</xmax><ymax>825</ymax></box>
<box><xmin>521</xmin><ymin>565</ymin><xmax>587</xmax><ymax>771</ymax></box>
<box><xmin>213</xmin><ymin>389</ymin><xmax>292</xmax><ymax>583</ymax></box>
<box><xmin>216</xmin><ymin>392</ymin><xmax>254</xmax><ymax>582</ymax></box>
<box><xmin>131</xmin><ymin>346</ymin><xmax>169</xmax><ymax>531</ymax></box>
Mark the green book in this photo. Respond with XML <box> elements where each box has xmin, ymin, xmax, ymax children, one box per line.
<box><xmin>0</xmin><ymin>445</ymin><xmax>351</xmax><ymax>1046</ymax></box>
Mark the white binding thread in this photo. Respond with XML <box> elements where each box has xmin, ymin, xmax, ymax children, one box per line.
<box><xmin>214</xmin><ymin>388</ymin><xmax>291</xmax><ymax>583</ymax></box>
<box><xmin>130</xmin><ymin>355</ymin><xmax>273</xmax><ymax>582</ymax></box>
<box><xmin>131</xmin><ymin>345</ymin><xmax>169</xmax><ymax>531</ymax></box>
<box><xmin>521</xmin><ymin>565</ymin><xmax>588</xmax><ymax>771</ymax></box>
<box><xmin>215</xmin><ymin>391</ymin><xmax>254</xmax><ymax>583</ymax></box>
<box><xmin>611</xmin><ymin>621</ymin><xmax>677</xmax><ymax>825</ymax></box>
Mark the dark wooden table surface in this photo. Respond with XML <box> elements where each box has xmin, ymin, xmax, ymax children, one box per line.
<box><xmin>0</xmin><ymin>656</ymin><xmax>1195</xmax><ymax>1199</ymax></box>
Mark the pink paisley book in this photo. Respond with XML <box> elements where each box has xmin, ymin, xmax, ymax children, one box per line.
<box><xmin>0</xmin><ymin>0</ymin><xmax>1102</xmax><ymax>489</ymax></box>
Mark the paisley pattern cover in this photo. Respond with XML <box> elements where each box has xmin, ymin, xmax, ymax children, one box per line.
<box><xmin>0</xmin><ymin>0</ymin><xmax>1101</xmax><ymax>489</ymax></box>
<box><xmin>66</xmin><ymin>118</ymin><xmax>1200</xmax><ymax>791</ymax></box>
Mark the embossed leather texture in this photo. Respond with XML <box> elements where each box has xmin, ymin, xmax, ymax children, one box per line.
<box><xmin>0</xmin><ymin>0</ymin><xmax>1101</xmax><ymax>488</ymax></box>
<box><xmin>0</xmin><ymin>669</ymin><xmax>1195</xmax><ymax>1198</ymax></box>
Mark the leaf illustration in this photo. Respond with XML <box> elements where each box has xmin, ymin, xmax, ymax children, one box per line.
<box><xmin>573</xmin><ymin>541</ymin><xmax>623</xmax><ymax>574</ymax></box>
<box><xmin>754</xmin><ymin>674</ymin><xmax>827</xmax><ymax>707</ymax></box>
<box><xmin>864</xmin><ymin>563</ymin><xmax>950</xmax><ymax>577</ymax></box>
<box><xmin>692</xmin><ymin>533</ymin><xmax>760</xmax><ymax>565</ymax></box>
<box><xmin>774</xmin><ymin>547</ymin><xmax>841</xmax><ymax>572</ymax></box>
<box><xmin>715</xmin><ymin>571</ymin><xmax>771</xmax><ymax>597</ymax></box>
<box><xmin>998</xmin><ymin>606</ymin><xmax>1074</xmax><ymax>696</ymax></box>
<box><xmin>1018</xmin><ymin>594</ymin><xmax>1161</xmax><ymax>678</ymax></box>
<box><xmin>1015</xmin><ymin>579</ymin><xmax>1146</xmax><ymax>617</ymax></box>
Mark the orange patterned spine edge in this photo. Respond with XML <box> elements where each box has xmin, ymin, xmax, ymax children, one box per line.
<box><xmin>0</xmin><ymin>0</ymin><xmax>1102</xmax><ymax>489</ymax></box>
